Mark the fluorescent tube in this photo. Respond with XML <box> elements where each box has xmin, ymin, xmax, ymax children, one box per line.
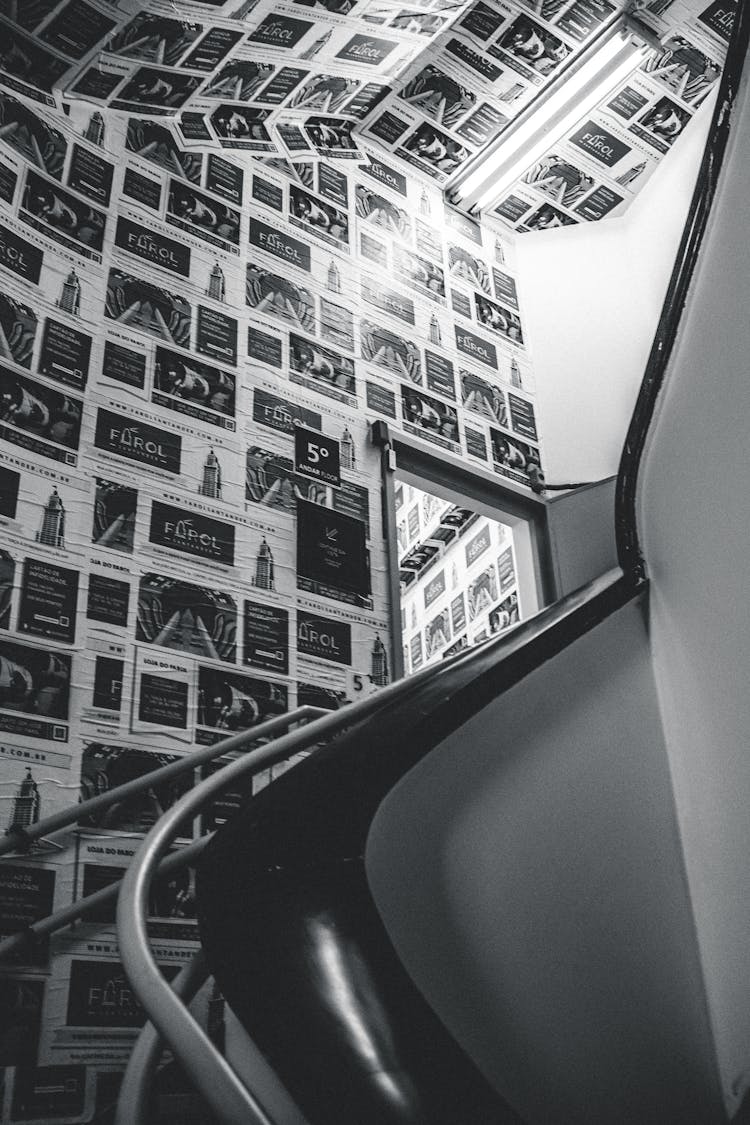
<box><xmin>453</xmin><ymin>28</ymin><xmax>646</xmax><ymax>213</ymax></box>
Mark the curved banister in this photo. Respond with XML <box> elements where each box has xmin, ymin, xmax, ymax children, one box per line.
<box><xmin>192</xmin><ymin>568</ymin><xmax>641</xmax><ymax>1125</ymax></box>
<box><xmin>115</xmin><ymin>567</ymin><xmax>629</xmax><ymax>1125</ymax></box>
<box><xmin>115</xmin><ymin>951</ymin><xmax>210</xmax><ymax>1125</ymax></box>
<box><xmin>117</xmin><ymin>729</ymin><xmax>327</xmax><ymax>1125</ymax></box>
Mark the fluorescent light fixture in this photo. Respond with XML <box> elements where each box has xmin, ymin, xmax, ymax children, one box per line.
<box><xmin>451</xmin><ymin>23</ymin><xmax>647</xmax><ymax>214</ymax></box>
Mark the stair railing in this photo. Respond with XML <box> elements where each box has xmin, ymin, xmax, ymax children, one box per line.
<box><xmin>115</xmin><ymin>569</ymin><xmax>627</xmax><ymax>1125</ymax></box>
<box><xmin>0</xmin><ymin>706</ymin><xmax>331</xmax><ymax>861</ymax></box>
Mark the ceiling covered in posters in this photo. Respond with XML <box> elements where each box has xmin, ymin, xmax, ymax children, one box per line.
<box><xmin>0</xmin><ymin>0</ymin><xmax>733</xmax><ymax>231</ymax></box>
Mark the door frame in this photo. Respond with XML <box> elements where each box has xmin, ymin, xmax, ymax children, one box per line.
<box><xmin>371</xmin><ymin>421</ymin><xmax>557</xmax><ymax>680</ymax></box>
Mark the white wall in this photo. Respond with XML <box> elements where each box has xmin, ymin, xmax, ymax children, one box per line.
<box><xmin>546</xmin><ymin>475</ymin><xmax>618</xmax><ymax>592</ymax></box>
<box><xmin>516</xmin><ymin>95</ymin><xmax>715</xmax><ymax>485</ymax></box>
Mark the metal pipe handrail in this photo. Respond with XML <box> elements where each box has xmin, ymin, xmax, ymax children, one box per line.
<box><xmin>0</xmin><ymin>706</ymin><xmax>329</xmax><ymax>857</ymax></box>
<box><xmin>0</xmin><ymin>836</ymin><xmax>208</xmax><ymax>961</ymax></box>
<box><xmin>0</xmin><ymin>623</ymin><xmax>514</xmax><ymax>959</ymax></box>
<box><xmin>0</xmin><ymin>628</ymin><xmax>505</xmax><ymax>956</ymax></box>
<box><xmin>115</xmin><ymin>950</ymin><xmax>210</xmax><ymax>1125</ymax></box>
<box><xmin>117</xmin><ymin>724</ymin><xmax>359</xmax><ymax>1125</ymax></box>
<box><xmin>2</xmin><ymin>619</ymin><xmax>506</xmax><ymax>860</ymax></box>
<box><xmin>116</xmin><ymin>569</ymin><xmax>627</xmax><ymax>1125</ymax></box>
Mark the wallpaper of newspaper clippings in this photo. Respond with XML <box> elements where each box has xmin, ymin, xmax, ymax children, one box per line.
<box><xmin>0</xmin><ymin>0</ymin><xmax>732</xmax><ymax>1116</ymax></box>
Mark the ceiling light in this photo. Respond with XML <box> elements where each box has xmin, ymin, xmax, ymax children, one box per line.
<box><xmin>449</xmin><ymin>21</ymin><xmax>648</xmax><ymax>214</ymax></box>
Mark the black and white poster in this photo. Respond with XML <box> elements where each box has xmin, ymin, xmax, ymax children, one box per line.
<box><xmin>0</xmin><ymin>636</ymin><xmax>71</xmax><ymax>719</ymax></box>
<box><xmin>197</xmin><ymin>666</ymin><xmax>288</xmax><ymax>734</ymax></box>
<box><xmin>18</xmin><ymin>557</ymin><xmax>79</xmax><ymax>643</ymax></box>
<box><xmin>21</xmin><ymin>169</ymin><xmax>106</xmax><ymax>256</ymax></box>
<box><xmin>79</xmin><ymin>744</ymin><xmax>193</xmax><ymax>833</ymax></box>
<box><xmin>296</xmin><ymin>498</ymin><xmax>369</xmax><ymax>599</ymax></box>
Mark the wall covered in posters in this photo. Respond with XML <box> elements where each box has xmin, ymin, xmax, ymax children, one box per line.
<box><xmin>0</xmin><ymin>0</ymin><xmax>732</xmax><ymax>1115</ymax></box>
<box><xmin>362</xmin><ymin>0</ymin><xmax>732</xmax><ymax>225</ymax></box>
<box><xmin>397</xmin><ymin>482</ymin><xmax>521</xmax><ymax>673</ymax></box>
<box><xmin>0</xmin><ymin>0</ymin><xmax>544</xmax><ymax>1114</ymax></box>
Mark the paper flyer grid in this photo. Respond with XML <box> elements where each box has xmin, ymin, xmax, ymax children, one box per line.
<box><xmin>398</xmin><ymin>482</ymin><xmax>521</xmax><ymax>672</ymax></box>
<box><xmin>361</xmin><ymin>0</ymin><xmax>616</xmax><ymax>181</ymax></box>
<box><xmin>484</xmin><ymin>0</ymin><xmax>730</xmax><ymax>225</ymax></box>
<box><xmin>0</xmin><ymin>0</ymin><xmax>734</xmax><ymax>1112</ymax></box>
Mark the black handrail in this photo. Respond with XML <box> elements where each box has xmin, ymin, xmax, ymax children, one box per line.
<box><xmin>116</xmin><ymin>568</ymin><xmax>626</xmax><ymax>1125</ymax></box>
<box><xmin>616</xmin><ymin>2</ymin><xmax>750</xmax><ymax>577</ymax></box>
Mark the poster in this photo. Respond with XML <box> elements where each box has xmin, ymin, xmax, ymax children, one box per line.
<box><xmin>296</xmin><ymin>497</ymin><xmax>370</xmax><ymax>599</ymax></box>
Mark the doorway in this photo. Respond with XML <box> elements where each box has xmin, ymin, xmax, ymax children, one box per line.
<box><xmin>396</xmin><ymin>479</ymin><xmax>523</xmax><ymax>675</ymax></box>
<box><xmin>374</xmin><ymin>424</ymin><xmax>555</xmax><ymax>681</ymax></box>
